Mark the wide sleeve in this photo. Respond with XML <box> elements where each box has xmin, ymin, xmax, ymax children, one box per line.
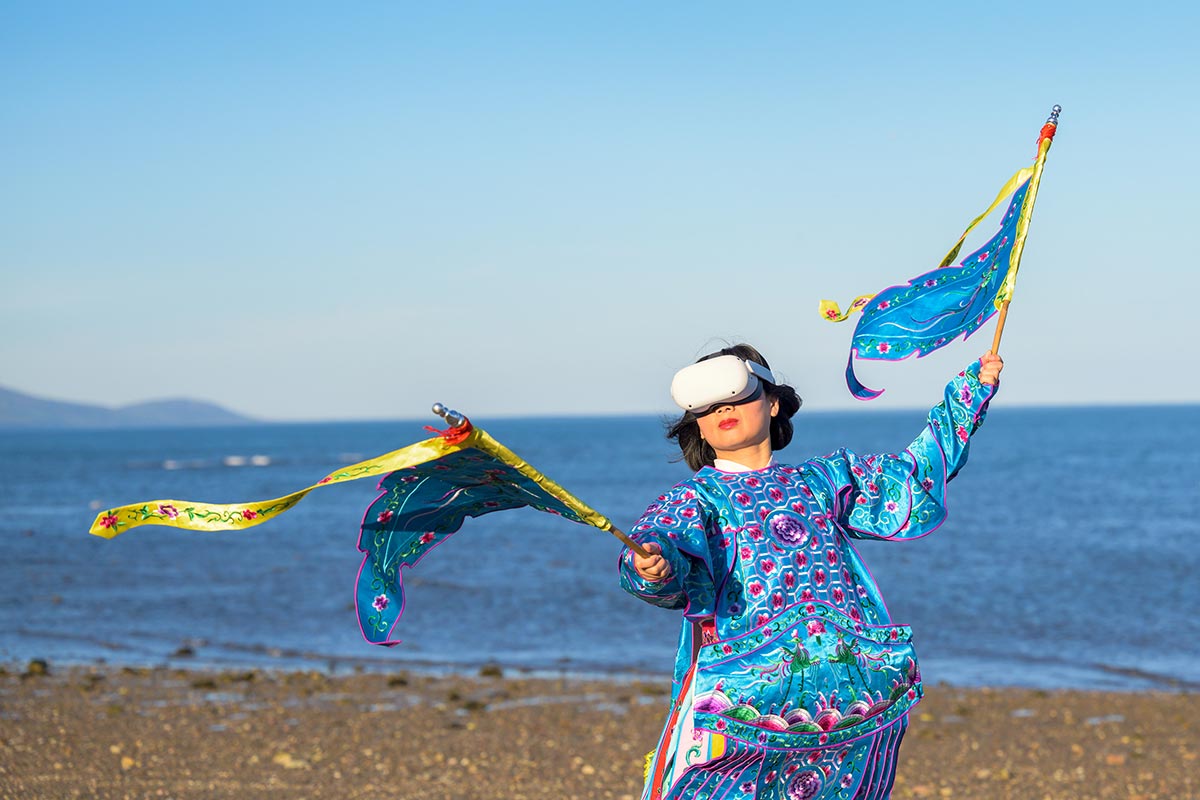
<box><xmin>808</xmin><ymin>360</ymin><xmax>997</xmax><ymax>540</ymax></box>
<box><xmin>618</xmin><ymin>483</ymin><xmax>717</xmax><ymax>617</ymax></box>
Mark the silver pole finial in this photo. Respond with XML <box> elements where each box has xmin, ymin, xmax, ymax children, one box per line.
<box><xmin>431</xmin><ymin>403</ymin><xmax>467</xmax><ymax>428</ymax></box>
<box><xmin>1048</xmin><ymin>105</ymin><xmax>1062</xmax><ymax>124</ymax></box>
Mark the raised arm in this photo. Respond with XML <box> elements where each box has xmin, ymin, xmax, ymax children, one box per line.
<box><xmin>810</xmin><ymin>356</ymin><xmax>1001</xmax><ymax>540</ymax></box>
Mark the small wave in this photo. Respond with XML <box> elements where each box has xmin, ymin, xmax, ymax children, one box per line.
<box><xmin>160</xmin><ymin>459</ymin><xmax>213</xmax><ymax>470</ymax></box>
<box><xmin>250</xmin><ymin>455</ymin><xmax>271</xmax><ymax>467</ymax></box>
<box><xmin>223</xmin><ymin>455</ymin><xmax>247</xmax><ymax>467</ymax></box>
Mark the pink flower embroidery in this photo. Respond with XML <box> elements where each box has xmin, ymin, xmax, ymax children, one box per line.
<box><xmin>769</xmin><ymin>487</ymin><xmax>784</xmax><ymax>502</ymax></box>
<box><xmin>761</xmin><ymin>558</ymin><xmax>776</xmax><ymax>574</ymax></box>
<box><xmin>157</xmin><ymin>504</ymin><xmax>178</xmax><ymax>519</ymax></box>
<box><xmin>832</xmin><ymin>587</ymin><xmax>845</xmax><ymax>604</ymax></box>
<box><xmin>814</xmin><ymin>569</ymin><xmax>827</xmax><ymax>586</ymax></box>
<box><xmin>242</xmin><ymin>509</ymin><xmax>258</xmax><ymax>520</ymax></box>
<box><xmin>885</xmin><ymin>500</ymin><xmax>898</xmax><ymax>513</ymax></box>
<box><xmin>800</xmin><ymin>589</ymin><xmax>814</xmax><ymax>602</ymax></box>
<box><xmin>99</xmin><ymin>514</ymin><xmax>119</xmax><ymax>529</ymax></box>
<box><xmin>372</xmin><ymin>594</ymin><xmax>389</xmax><ymax>611</ymax></box>
<box><xmin>747</xmin><ymin>581</ymin><xmax>765</xmax><ymax>597</ymax></box>
<box><xmin>878</xmin><ymin>300</ymin><xmax>890</xmax><ymax>310</ymax></box>
<box><xmin>377</xmin><ymin>509</ymin><xmax>394</xmax><ymax>524</ymax></box>
<box><xmin>956</xmin><ymin>425</ymin><xmax>969</xmax><ymax>443</ymax></box>
<box><xmin>419</xmin><ymin>532</ymin><xmax>436</xmax><ymax>544</ymax></box>
<box><xmin>807</xmin><ymin>620</ymin><xmax>826</xmax><ymax>636</ymax></box>
<box><xmin>877</xmin><ymin>342</ymin><xmax>891</xmax><ymax>354</ymax></box>
<box><xmin>959</xmin><ymin>385</ymin><xmax>973</xmax><ymax>404</ymax></box>
<box><xmin>826</xmin><ymin>549</ymin><xmax>838</xmax><ymax>565</ymax></box>
<box><xmin>680</xmin><ymin>507</ymin><xmax>697</xmax><ymax>518</ymax></box>
<box><xmin>734</xmin><ymin>492</ymin><xmax>753</xmax><ymax>507</ymax></box>
<box><xmin>783</xmin><ymin>572</ymin><xmax>797</xmax><ymax>589</ymax></box>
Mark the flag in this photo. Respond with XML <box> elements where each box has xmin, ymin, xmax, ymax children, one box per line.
<box><xmin>821</xmin><ymin>109</ymin><xmax>1059</xmax><ymax>399</ymax></box>
<box><xmin>89</xmin><ymin>421</ymin><xmax>617</xmax><ymax>645</ymax></box>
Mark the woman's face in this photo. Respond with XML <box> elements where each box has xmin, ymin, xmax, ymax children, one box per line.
<box><xmin>695</xmin><ymin>390</ymin><xmax>780</xmax><ymax>461</ymax></box>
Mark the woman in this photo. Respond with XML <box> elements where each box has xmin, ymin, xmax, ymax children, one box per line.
<box><xmin>621</xmin><ymin>343</ymin><xmax>1002</xmax><ymax>799</ymax></box>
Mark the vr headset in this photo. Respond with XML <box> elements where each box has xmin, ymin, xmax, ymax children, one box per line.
<box><xmin>670</xmin><ymin>355</ymin><xmax>777</xmax><ymax>415</ymax></box>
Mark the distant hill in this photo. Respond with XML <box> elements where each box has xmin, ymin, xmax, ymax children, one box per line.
<box><xmin>0</xmin><ymin>385</ymin><xmax>256</xmax><ymax>429</ymax></box>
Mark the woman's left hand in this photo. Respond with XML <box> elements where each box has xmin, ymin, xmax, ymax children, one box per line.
<box><xmin>979</xmin><ymin>353</ymin><xmax>1004</xmax><ymax>385</ymax></box>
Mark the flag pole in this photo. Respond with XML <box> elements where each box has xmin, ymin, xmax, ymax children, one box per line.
<box><xmin>989</xmin><ymin>105</ymin><xmax>1061</xmax><ymax>355</ymax></box>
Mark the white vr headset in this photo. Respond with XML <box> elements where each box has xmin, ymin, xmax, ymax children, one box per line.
<box><xmin>670</xmin><ymin>355</ymin><xmax>777</xmax><ymax>415</ymax></box>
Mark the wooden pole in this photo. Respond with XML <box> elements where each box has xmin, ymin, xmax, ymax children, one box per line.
<box><xmin>610</xmin><ymin>526</ymin><xmax>652</xmax><ymax>559</ymax></box>
<box><xmin>988</xmin><ymin>300</ymin><xmax>1011</xmax><ymax>356</ymax></box>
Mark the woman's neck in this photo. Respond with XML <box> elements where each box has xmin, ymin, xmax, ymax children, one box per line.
<box><xmin>711</xmin><ymin>442</ymin><xmax>774</xmax><ymax>470</ymax></box>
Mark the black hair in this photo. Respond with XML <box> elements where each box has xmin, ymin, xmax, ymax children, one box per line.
<box><xmin>666</xmin><ymin>343</ymin><xmax>803</xmax><ymax>471</ymax></box>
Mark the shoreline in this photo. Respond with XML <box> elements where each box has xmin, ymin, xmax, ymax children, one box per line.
<box><xmin>2</xmin><ymin>664</ymin><xmax>1196</xmax><ymax>799</ymax></box>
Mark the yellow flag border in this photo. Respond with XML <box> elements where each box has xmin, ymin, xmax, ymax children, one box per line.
<box><xmin>89</xmin><ymin>427</ymin><xmax>613</xmax><ymax>538</ymax></box>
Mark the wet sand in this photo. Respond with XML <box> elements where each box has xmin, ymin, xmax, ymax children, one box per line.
<box><xmin>1</xmin><ymin>663</ymin><xmax>1196</xmax><ymax>799</ymax></box>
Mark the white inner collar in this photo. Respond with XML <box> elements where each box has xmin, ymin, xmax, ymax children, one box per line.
<box><xmin>712</xmin><ymin>456</ymin><xmax>774</xmax><ymax>473</ymax></box>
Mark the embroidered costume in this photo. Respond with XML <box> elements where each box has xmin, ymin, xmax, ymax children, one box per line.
<box><xmin>621</xmin><ymin>363</ymin><xmax>996</xmax><ymax>799</ymax></box>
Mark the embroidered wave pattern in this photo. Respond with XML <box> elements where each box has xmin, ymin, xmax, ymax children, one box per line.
<box><xmin>694</xmin><ymin>603</ymin><xmax>920</xmax><ymax>750</ymax></box>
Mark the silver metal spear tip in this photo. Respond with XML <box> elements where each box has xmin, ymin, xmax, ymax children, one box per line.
<box><xmin>1049</xmin><ymin>105</ymin><xmax>1062</xmax><ymax>123</ymax></box>
<box><xmin>431</xmin><ymin>402</ymin><xmax>467</xmax><ymax>428</ymax></box>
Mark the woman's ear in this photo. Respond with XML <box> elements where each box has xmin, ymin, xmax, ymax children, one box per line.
<box><xmin>770</xmin><ymin>395</ymin><xmax>780</xmax><ymax>418</ymax></box>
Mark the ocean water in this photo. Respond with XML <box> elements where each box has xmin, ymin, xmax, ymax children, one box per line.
<box><xmin>1</xmin><ymin>405</ymin><xmax>1197</xmax><ymax>691</ymax></box>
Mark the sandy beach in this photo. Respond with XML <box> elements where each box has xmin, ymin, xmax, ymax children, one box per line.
<box><xmin>1</xmin><ymin>663</ymin><xmax>1196</xmax><ymax>800</ymax></box>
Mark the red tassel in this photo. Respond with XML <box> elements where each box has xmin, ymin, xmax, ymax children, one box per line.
<box><xmin>423</xmin><ymin>420</ymin><xmax>474</xmax><ymax>446</ymax></box>
<box><xmin>1036</xmin><ymin>122</ymin><xmax>1058</xmax><ymax>152</ymax></box>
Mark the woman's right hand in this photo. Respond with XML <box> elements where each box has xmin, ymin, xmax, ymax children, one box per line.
<box><xmin>633</xmin><ymin>542</ymin><xmax>673</xmax><ymax>582</ymax></box>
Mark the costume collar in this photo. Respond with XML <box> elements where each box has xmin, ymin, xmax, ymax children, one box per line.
<box><xmin>712</xmin><ymin>456</ymin><xmax>775</xmax><ymax>473</ymax></box>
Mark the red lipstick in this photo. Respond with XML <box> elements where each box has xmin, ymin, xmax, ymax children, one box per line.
<box><xmin>719</xmin><ymin>419</ymin><xmax>739</xmax><ymax>430</ymax></box>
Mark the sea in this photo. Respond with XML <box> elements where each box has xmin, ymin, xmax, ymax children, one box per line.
<box><xmin>2</xmin><ymin>406</ymin><xmax>1197</xmax><ymax>692</ymax></box>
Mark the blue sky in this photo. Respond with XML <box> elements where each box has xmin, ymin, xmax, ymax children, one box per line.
<box><xmin>2</xmin><ymin>2</ymin><xmax>1197</xmax><ymax>420</ymax></box>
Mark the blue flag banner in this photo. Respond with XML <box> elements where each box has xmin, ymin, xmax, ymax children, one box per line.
<box><xmin>836</xmin><ymin>179</ymin><xmax>1029</xmax><ymax>399</ymax></box>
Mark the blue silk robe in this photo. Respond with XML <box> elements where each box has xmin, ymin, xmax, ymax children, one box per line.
<box><xmin>620</xmin><ymin>363</ymin><xmax>996</xmax><ymax>800</ymax></box>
